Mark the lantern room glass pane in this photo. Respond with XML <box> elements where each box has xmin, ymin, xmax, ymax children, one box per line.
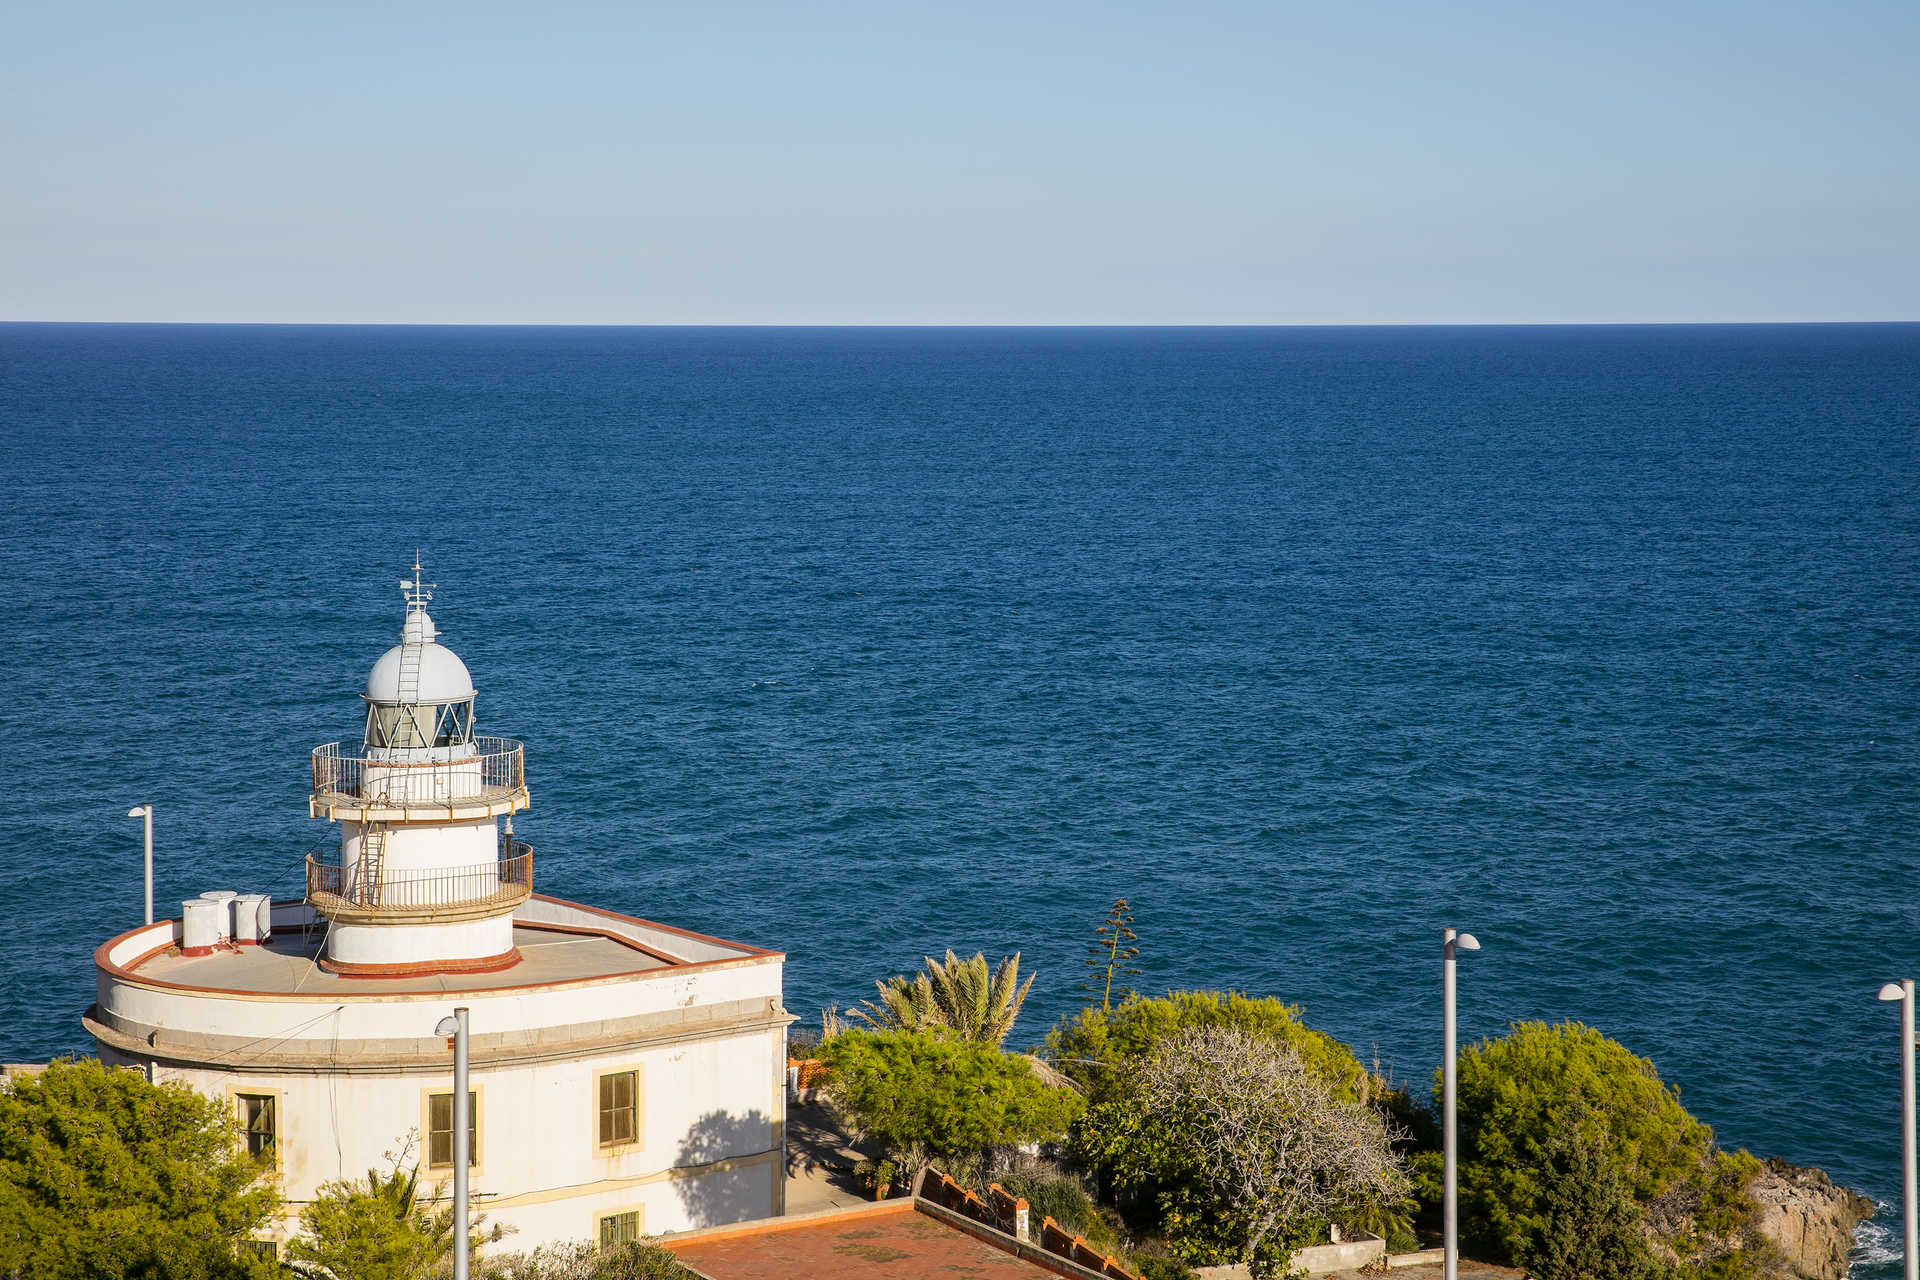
<box><xmin>365</xmin><ymin>699</ymin><xmax>474</xmax><ymax>749</ymax></box>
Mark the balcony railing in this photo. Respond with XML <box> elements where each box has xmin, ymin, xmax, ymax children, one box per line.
<box><xmin>305</xmin><ymin>843</ymin><xmax>533</xmax><ymax>920</ymax></box>
<box><xmin>311</xmin><ymin>737</ymin><xmax>525</xmax><ymax>815</ymax></box>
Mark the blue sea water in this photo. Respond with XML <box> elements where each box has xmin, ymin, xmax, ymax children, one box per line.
<box><xmin>2</xmin><ymin>323</ymin><xmax>1916</xmax><ymax>1269</ymax></box>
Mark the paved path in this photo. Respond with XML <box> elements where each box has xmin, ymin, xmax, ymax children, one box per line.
<box><xmin>783</xmin><ymin>1098</ymin><xmax>877</xmax><ymax>1215</ymax></box>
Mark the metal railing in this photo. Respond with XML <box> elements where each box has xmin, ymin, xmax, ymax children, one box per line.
<box><xmin>311</xmin><ymin>737</ymin><xmax>525</xmax><ymax>811</ymax></box>
<box><xmin>305</xmin><ymin>843</ymin><xmax>533</xmax><ymax>917</ymax></box>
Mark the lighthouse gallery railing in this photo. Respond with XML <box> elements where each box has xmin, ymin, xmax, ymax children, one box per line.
<box><xmin>311</xmin><ymin>737</ymin><xmax>525</xmax><ymax>811</ymax></box>
<box><xmin>305</xmin><ymin>843</ymin><xmax>533</xmax><ymax>917</ymax></box>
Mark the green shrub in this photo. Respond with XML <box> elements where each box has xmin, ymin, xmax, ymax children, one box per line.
<box><xmin>1453</xmin><ymin>1022</ymin><xmax>1767</xmax><ymax>1280</ymax></box>
<box><xmin>1454</xmin><ymin>1021</ymin><xmax>1712</xmax><ymax>1243</ymax></box>
<box><xmin>1046</xmin><ymin>991</ymin><xmax>1370</xmax><ymax>1109</ymax></box>
<box><xmin>1135</xmin><ymin>1256</ymin><xmax>1199</xmax><ymax>1280</ymax></box>
<box><xmin>0</xmin><ymin>1058</ymin><xmax>280</xmax><ymax>1280</ymax></box>
<box><xmin>986</xmin><ymin>1166</ymin><xmax>1111</xmax><ymax>1243</ymax></box>
<box><xmin>483</xmin><ymin>1240</ymin><xmax>692</xmax><ymax>1279</ymax></box>
<box><xmin>853</xmin><ymin>1157</ymin><xmax>898</xmax><ymax>1196</ymax></box>
<box><xmin>1514</xmin><ymin>1106</ymin><xmax>1665</xmax><ymax>1280</ymax></box>
<box><xmin>999</xmin><ymin>1168</ymin><xmax>1095</xmax><ymax>1232</ymax></box>
<box><xmin>815</xmin><ymin>1030</ymin><xmax>1083</xmax><ymax>1176</ymax></box>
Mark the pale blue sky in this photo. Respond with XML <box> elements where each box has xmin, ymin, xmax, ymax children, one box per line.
<box><xmin>3</xmin><ymin>0</ymin><xmax>1914</xmax><ymax>323</ymax></box>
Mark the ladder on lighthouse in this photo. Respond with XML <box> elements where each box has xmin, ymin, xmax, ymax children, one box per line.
<box><xmin>357</xmin><ymin>821</ymin><xmax>389</xmax><ymax>907</ymax></box>
<box><xmin>396</xmin><ymin>632</ymin><xmax>424</xmax><ymax>707</ymax></box>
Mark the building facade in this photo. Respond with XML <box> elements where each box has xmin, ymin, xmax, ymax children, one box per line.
<box><xmin>85</xmin><ymin>576</ymin><xmax>791</xmax><ymax>1253</ymax></box>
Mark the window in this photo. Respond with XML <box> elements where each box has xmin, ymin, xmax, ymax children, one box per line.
<box><xmin>237</xmin><ymin>1094</ymin><xmax>276</xmax><ymax>1162</ymax></box>
<box><xmin>241</xmin><ymin>1241</ymin><xmax>278</xmax><ymax>1264</ymax></box>
<box><xmin>599</xmin><ymin>1211</ymin><xmax>639</xmax><ymax>1249</ymax></box>
<box><xmin>428</xmin><ymin>1091</ymin><xmax>477</xmax><ymax>1168</ymax></box>
<box><xmin>598</xmin><ymin>1070</ymin><xmax>636</xmax><ymax>1147</ymax></box>
<box><xmin>366</xmin><ymin>699</ymin><xmax>475</xmax><ymax>749</ymax></box>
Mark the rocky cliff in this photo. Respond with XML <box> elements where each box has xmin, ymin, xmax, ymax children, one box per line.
<box><xmin>1749</xmin><ymin>1159</ymin><xmax>1875</xmax><ymax>1280</ymax></box>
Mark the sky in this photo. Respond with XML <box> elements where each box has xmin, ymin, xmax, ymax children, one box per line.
<box><xmin>2</xmin><ymin>0</ymin><xmax>1915</xmax><ymax>324</ymax></box>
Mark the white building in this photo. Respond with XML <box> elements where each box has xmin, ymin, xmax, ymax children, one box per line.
<box><xmin>85</xmin><ymin>573</ymin><xmax>792</xmax><ymax>1257</ymax></box>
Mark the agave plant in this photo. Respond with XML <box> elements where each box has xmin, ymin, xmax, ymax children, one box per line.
<box><xmin>851</xmin><ymin>950</ymin><xmax>1037</xmax><ymax>1046</ymax></box>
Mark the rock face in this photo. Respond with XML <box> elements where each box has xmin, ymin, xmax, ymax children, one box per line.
<box><xmin>1748</xmin><ymin>1158</ymin><xmax>1875</xmax><ymax>1280</ymax></box>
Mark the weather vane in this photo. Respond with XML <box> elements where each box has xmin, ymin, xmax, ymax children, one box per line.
<box><xmin>400</xmin><ymin>550</ymin><xmax>435</xmax><ymax>612</ymax></box>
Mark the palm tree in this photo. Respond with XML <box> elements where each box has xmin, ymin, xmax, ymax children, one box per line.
<box><xmin>851</xmin><ymin>950</ymin><xmax>1036</xmax><ymax>1046</ymax></box>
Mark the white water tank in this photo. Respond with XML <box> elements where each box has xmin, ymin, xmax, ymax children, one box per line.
<box><xmin>201</xmin><ymin>890</ymin><xmax>237</xmax><ymax>944</ymax></box>
<box><xmin>181</xmin><ymin>898</ymin><xmax>222</xmax><ymax>956</ymax></box>
<box><xmin>234</xmin><ymin>894</ymin><xmax>272</xmax><ymax>945</ymax></box>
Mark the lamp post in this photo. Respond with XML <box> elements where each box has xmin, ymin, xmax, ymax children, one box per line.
<box><xmin>1879</xmin><ymin>980</ymin><xmax>1916</xmax><ymax>1280</ymax></box>
<box><xmin>126</xmin><ymin>805</ymin><xmax>153</xmax><ymax>925</ymax></box>
<box><xmin>435</xmin><ymin>1008</ymin><xmax>470</xmax><ymax>1280</ymax></box>
<box><xmin>1443</xmin><ymin>927</ymin><xmax>1480</xmax><ymax>1280</ymax></box>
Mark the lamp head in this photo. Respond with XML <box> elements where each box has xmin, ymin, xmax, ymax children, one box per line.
<box><xmin>1455</xmin><ymin>933</ymin><xmax>1481</xmax><ymax>952</ymax></box>
<box><xmin>127</xmin><ymin>805</ymin><xmax>149</xmax><ymax>818</ymax></box>
<box><xmin>1878</xmin><ymin>983</ymin><xmax>1908</xmax><ymax>1003</ymax></box>
<box><xmin>435</xmin><ymin>1016</ymin><xmax>461</xmax><ymax>1036</ymax></box>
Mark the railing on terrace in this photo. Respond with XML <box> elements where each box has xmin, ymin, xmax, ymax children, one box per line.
<box><xmin>305</xmin><ymin>842</ymin><xmax>533</xmax><ymax>917</ymax></box>
<box><xmin>311</xmin><ymin>737</ymin><xmax>525</xmax><ymax>811</ymax></box>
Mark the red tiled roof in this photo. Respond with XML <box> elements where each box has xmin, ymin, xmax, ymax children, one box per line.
<box><xmin>666</xmin><ymin>1200</ymin><xmax>1068</xmax><ymax>1280</ymax></box>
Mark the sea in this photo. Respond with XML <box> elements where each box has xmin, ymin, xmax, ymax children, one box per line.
<box><xmin>1</xmin><ymin>323</ymin><xmax>1915</xmax><ymax>1272</ymax></box>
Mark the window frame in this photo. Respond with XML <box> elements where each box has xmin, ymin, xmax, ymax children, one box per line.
<box><xmin>423</xmin><ymin>1086</ymin><xmax>483</xmax><ymax>1172</ymax></box>
<box><xmin>597</xmin><ymin>1207</ymin><xmax>642</xmax><ymax>1250</ymax></box>
<box><xmin>230</xmin><ymin>1088</ymin><xmax>282</xmax><ymax>1172</ymax></box>
<box><xmin>593</xmin><ymin>1062</ymin><xmax>644</xmax><ymax>1154</ymax></box>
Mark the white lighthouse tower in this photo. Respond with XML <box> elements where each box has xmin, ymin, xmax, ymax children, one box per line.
<box><xmin>307</xmin><ymin>564</ymin><xmax>531</xmax><ymax>976</ymax></box>
<box><xmin>87</xmin><ymin>570</ymin><xmax>793</xmax><ymax>1256</ymax></box>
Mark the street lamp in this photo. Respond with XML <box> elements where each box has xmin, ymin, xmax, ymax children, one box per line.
<box><xmin>126</xmin><ymin>805</ymin><xmax>153</xmax><ymax>925</ymax></box>
<box><xmin>435</xmin><ymin>1008</ymin><xmax>470</xmax><ymax>1280</ymax></box>
<box><xmin>1879</xmin><ymin>980</ymin><xmax>1916</xmax><ymax>1280</ymax></box>
<box><xmin>1443</xmin><ymin>928</ymin><xmax>1480</xmax><ymax>1280</ymax></box>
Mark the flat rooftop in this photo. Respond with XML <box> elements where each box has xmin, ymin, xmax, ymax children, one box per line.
<box><xmin>129</xmin><ymin>922</ymin><xmax>671</xmax><ymax>995</ymax></box>
<box><xmin>667</xmin><ymin>1202</ymin><xmax>1066</xmax><ymax>1280</ymax></box>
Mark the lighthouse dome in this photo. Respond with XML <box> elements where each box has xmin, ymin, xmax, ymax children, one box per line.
<box><xmin>364</xmin><ymin>611</ymin><xmax>476</xmax><ymax>704</ymax></box>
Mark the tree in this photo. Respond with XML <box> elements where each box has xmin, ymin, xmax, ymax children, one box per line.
<box><xmin>0</xmin><ymin>1057</ymin><xmax>280</xmax><ymax>1280</ymax></box>
<box><xmin>815</xmin><ymin>1030</ymin><xmax>1082</xmax><ymax>1183</ymax></box>
<box><xmin>1047</xmin><ymin>990</ymin><xmax>1372</xmax><ymax>1111</ymax></box>
<box><xmin>1080</xmin><ymin>899</ymin><xmax>1142</xmax><ymax>1012</ymax></box>
<box><xmin>1452</xmin><ymin>1022</ymin><xmax>1769</xmax><ymax>1280</ymax></box>
<box><xmin>850</xmin><ymin>950</ymin><xmax>1036</xmax><ymax>1046</ymax></box>
<box><xmin>1453</xmin><ymin>1022</ymin><xmax>1710</xmax><ymax>1261</ymax></box>
<box><xmin>1050</xmin><ymin>993</ymin><xmax>1398</xmax><ymax>1272</ymax></box>
<box><xmin>1132</xmin><ymin>1028</ymin><xmax>1409</xmax><ymax>1277</ymax></box>
<box><xmin>287</xmin><ymin>1149</ymin><xmax>461</xmax><ymax>1280</ymax></box>
<box><xmin>1516</xmin><ymin>1105</ymin><xmax>1663</xmax><ymax>1280</ymax></box>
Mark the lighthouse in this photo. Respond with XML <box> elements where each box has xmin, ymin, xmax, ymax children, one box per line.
<box><xmin>308</xmin><ymin>566</ymin><xmax>532</xmax><ymax>976</ymax></box>
<box><xmin>86</xmin><ymin>569</ymin><xmax>793</xmax><ymax>1256</ymax></box>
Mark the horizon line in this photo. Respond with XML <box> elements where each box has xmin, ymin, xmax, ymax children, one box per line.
<box><xmin>2</xmin><ymin>318</ymin><xmax>1916</xmax><ymax>330</ymax></box>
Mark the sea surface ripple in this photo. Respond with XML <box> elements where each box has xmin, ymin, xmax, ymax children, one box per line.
<box><xmin>1</xmin><ymin>323</ymin><xmax>1916</xmax><ymax>1272</ymax></box>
